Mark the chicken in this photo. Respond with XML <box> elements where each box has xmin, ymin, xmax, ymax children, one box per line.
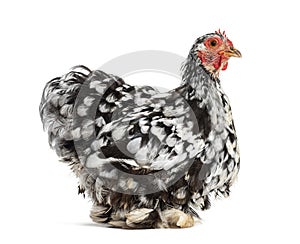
<box><xmin>39</xmin><ymin>30</ymin><xmax>241</xmax><ymax>228</ymax></box>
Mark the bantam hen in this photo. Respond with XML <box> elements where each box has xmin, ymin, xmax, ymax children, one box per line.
<box><xmin>40</xmin><ymin>30</ymin><xmax>241</xmax><ymax>228</ymax></box>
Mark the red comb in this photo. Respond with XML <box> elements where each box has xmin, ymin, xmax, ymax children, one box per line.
<box><xmin>215</xmin><ymin>29</ymin><xmax>227</xmax><ymax>39</ymax></box>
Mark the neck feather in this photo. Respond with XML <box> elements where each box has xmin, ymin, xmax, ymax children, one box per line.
<box><xmin>180</xmin><ymin>54</ymin><xmax>227</xmax><ymax>131</ymax></box>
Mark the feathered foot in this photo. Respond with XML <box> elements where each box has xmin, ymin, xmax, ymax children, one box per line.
<box><xmin>108</xmin><ymin>208</ymin><xmax>159</xmax><ymax>229</ymax></box>
<box><xmin>158</xmin><ymin>209</ymin><xmax>194</xmax><ymax>228</ymax></box>
<box><xmin>90</xmin><ymin>205</ymin><xmax>111</xmax><ymax>223</ymax></box>
<box><xmin>90</xmin><ymin>206</ymin><xmax>195</xmax><ymax>229</ymax></box>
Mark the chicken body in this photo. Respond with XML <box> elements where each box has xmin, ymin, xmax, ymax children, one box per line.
<box><xmin>40</xmin><ymin>32</ymin><xmax>240</xmax><ymax>228</ymax></box>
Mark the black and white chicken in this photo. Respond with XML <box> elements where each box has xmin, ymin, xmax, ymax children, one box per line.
<box><xmin>40</xmin><ymin>30</ymin><xmax>241</xmax><ymax>228</ymax></box>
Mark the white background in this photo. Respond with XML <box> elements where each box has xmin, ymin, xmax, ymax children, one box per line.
<box><xmin>1</xmin><ymin>0</ymin><xmax>299</xmax><ymax>243</ymax></box>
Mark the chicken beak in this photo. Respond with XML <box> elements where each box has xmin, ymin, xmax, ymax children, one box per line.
<box><xmin>223</xmin><ymin>48</ymin><xmax>242</xmax><ymax>58</ymax></box>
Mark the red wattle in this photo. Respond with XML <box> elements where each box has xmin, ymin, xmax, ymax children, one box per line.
<box><xmin>213</xmin><ymin>57</ymin><xmax>222</xmax><ymax>70</ymax></box>
<box><xmin>222</xmin><ymin>62</ymin><xmax>228</xmax><ymax>70</ymax></box>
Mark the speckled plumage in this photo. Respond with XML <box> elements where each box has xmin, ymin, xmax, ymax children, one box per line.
<box><xmin>40</xmin><ymin>32</ymin><xmax>240</xmax><ymax>228</ymax></box>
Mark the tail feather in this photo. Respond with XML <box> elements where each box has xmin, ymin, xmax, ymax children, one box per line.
<box><xmin>39</xmin><ymin>65</ymin><xmax>91</xmax><ymax>161</ymax></box>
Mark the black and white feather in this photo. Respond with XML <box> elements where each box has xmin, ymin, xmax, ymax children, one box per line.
<box><xmin>40</xmin><ymin>33</ymin><xmax>240</xmax><ymax>228</ymax></box>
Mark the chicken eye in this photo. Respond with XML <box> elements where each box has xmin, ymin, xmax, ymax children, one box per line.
<box><xmin>210</xmin><ymin>39</ymin><xmax>218</xmax><ymax>47</ymax></box>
